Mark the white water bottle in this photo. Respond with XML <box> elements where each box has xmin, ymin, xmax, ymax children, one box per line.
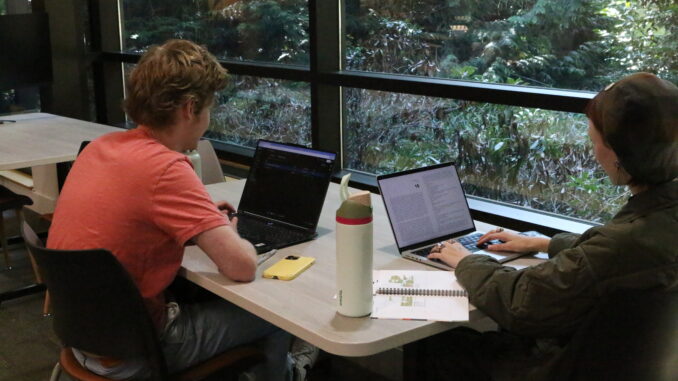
<box><xmin>336</xmin><ymin>174</ymin><xmax>373</xmax><ymax>317</ymax></box>
<box><xmin>185</xmin><ymin>149</ymin><xmax>202</xmax><ymax>181</ymax></box>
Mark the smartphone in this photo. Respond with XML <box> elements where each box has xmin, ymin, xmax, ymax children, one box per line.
<box><xmin>262</xmin><ymin>255</ymin><xmax>315</xmax><ymax>280</ymax></box>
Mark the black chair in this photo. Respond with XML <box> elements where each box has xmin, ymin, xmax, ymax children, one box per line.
<box><xmin>21</xmin><ymin>221</ymin><xmax>263</xmax><ymax>381</ymax></box>
<box><xmin>0</xmin><ymin>185</ymin><xmax>33</xmax><ymax>268</ymax></box>
<box><xmin>551</xmin><ymin>289</ymin><xmax>678</xmax><ymax>381</ymax></box>
<box><xmin>78</xmin><ymin>140</ymin><xmax>91</xmax><ymax>155</ymax></box>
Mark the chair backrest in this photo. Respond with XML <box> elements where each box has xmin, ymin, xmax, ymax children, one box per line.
<box><xmin>552</xmin><ymin>289</ymin><xmax>678</xmax><ymax>381</ymax></box>
<box><xmin>78</xmin><ymin>140</ymin><xmax>91</xmax><ymax>156</ymax></box>
<box><xmin>197</xmin><ymin>139</ymin><xmax>225</xmax><ymax>185</ymax></box>
<box><xmin>0</xmin><ymin>185</ymin><xmax>33</xmax><ymax>210</ymax></box>
<box><xmin>21</xmin><ymin>222</ymin><xmax>168</xmax><ymax>380</ymax></box>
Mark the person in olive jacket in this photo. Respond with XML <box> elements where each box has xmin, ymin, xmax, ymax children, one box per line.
<box><xmin>424</xmin><ymin>72</ymin><xmax>677</xmax><ymax>380</ymax></box>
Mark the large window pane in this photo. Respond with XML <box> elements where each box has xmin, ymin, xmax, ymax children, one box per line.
<box><xmin>207</xmin><ymin>75</ymin><xmax>311</xmax><ymax>147</ymax></box>
<box><xmin>121</xmin><ymin>0</ymin><xmax>309</xmax><ymax>65</ymax></box>
<box><xmin>344</xmin><ymin>88</ymin><xmax>628</xmax><ymax>223</ymax></box>
<box><xmin>122</xmin><ymin>64</ymin><xmax>310</xmax><ymax>148</ymax></box>
<box><xmin>0</xmin><ymin>89</ymin><xmax>15</xmax><ymax>113</ymax></box>
<box><xmin>0</xmin><ymin>88</ymin><xmax>41</xmax><ymax>114</ymax></box>
<box><xmin>345</xmin><ymin>1</ymin><xmax>677</xmax><ymax>90</ymax></box>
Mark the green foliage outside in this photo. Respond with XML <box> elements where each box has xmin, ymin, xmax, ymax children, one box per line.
<box><xmin>123</xmin><ymin>0</ymin><xmax>311</xmax><ymax>147</ymax></box>
<box><xmin>344</xmin><ymin>89</ymin><xmax>624</xmax><ymax>221</ymax></box>
<box><xmin>121</xmin><ymin>0</ymin><xmax>677</xmax><ymax>223</ymax></box>
<box><xmin>123</xmin><ymin>0</ymin><xmax>308</xmax><ymax>64</ymax></box>
<box><xmin>342</xmin><ymin>0</ymin><xmax>676</xmax><ymax>222</ymax></box>
<box><xmin>206</xmin><ymin>76</ymin><xmax>311</xmax><ymax>147</ymax></box>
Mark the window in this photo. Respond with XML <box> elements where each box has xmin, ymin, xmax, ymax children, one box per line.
<box><xmin>0</xmin><ymin>88</ymin><xmax>41</xmax><ymax>114</ymax></box>
<box><xmin>121</xmin><ymin>67</ymin><xmax>311</xmax><ymax>150</ymax></box>
<box><xmin>344</xmin><ymin>88</ymin><xmax>623</xmax><ymax>223</ymax></box>
<box><xmin>96</xmin><ymin>1</ymin><xmax>676</xmax><ymax>230</ymax></box>
<box><xmin>207</xmin><ymin>75</ymin><xmax>311</xmax><ymax>147</ymax></box>
<box><xmin>0</xmin><ymin>90</ymin><xmax>14</xmax><ymax>113</ymax></box>
<box><xmin>346</xmin><ymin>1</ymin><xmax>678</xmax><ymax>89</ymax></box>
<box><xmin>122</xmin><ymin>0</ymin><xmax>309</xmax><ymax>65</ymax></box>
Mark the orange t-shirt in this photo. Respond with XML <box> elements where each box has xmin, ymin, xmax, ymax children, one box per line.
<box><xmin>47</xmin><ymin>127</ymin><xmax>228</xmax><ymax>329</ymax></box>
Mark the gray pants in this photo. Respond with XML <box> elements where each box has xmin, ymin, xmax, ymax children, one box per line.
<box><xmin>74</xmin><ymin>299</ymin><xmax>292</xmax><ymax>380</ymax></box>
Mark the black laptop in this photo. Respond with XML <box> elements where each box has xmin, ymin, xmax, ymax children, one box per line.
<box><xmin>235</xmin><ymin>140</ymin><xmax>336</xmax><ymax>254</ymax></box>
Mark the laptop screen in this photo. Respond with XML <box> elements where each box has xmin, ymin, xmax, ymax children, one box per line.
<box><xmin>239</xmin><ymin>140</ymin><xmax>336</xmax><ymax>230</ymax></box>
<box><xmin>378</xmin><ymin>162</ymin><xmax>476</xmax><ymax>251</ymax></box>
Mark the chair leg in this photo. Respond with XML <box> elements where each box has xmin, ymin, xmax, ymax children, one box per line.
<box><xmin>43</xmin><ymin>290</ymin><xmax>51</xmax><ymax>316</ymax></box>
<box><xmin>0</xmin><ymin>212</ymin><xmax>10</xmax><ymax>269</ymax></box>
<box><xmin>28</xmin><ymin>251</ymin><xmax>42</xmax><ymax>283</ymax></box>
<box><xmin>49</xmin><ymin>362</ymin><xmax>62</xmax><ymax>381</ymax></box>
<box><xmin>18</xmin><ymin>208</ymin><xmax>50</xmax><ymax>315</ymax></box>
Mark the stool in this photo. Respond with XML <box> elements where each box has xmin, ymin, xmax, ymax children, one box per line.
<box><xmin>0</xmin><ymin>185</ymin><xmax>33</xmax><ymax>269</ymax></box>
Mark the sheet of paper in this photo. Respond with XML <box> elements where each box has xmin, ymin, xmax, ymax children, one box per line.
<box><xmin>371</xmin><ymin>270</ymin><xmax>469</xmax><ymax>322</ymax></box>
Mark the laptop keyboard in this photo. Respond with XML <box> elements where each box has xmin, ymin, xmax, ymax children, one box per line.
<box><xmin>236</xmin><ymin>216</ymin><xmax>309</xmax><ymax>249</ymax></box>
<box><xmin>411</xmin><ymin>232</ymin><xmax>500</xmax><ymax>257</ymax></box>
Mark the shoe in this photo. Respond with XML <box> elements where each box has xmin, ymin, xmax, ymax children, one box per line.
<box><xmin>291</xmin><ymin>338</ymin><xmax>319</xmax><ymax>381</ymax></box>
<box><xmin>237</xmin><ymin>370</ymin><xmax>256</xmax><ymax>381</ymax></box>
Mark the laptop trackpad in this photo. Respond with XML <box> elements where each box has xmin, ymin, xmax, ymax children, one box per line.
<box><xmin>254</xmin><ymin>242</ymin><xmax>273</xmax><ymax>254</ymax></box>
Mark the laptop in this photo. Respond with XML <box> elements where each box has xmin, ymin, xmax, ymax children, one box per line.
<box><xmin>234</xmin><ymin>140</ymin><xmax>336</xmax><ymax>254</ymax></box>
<box><xmin>377</xmin><ymin>162</ymin><xmax>522</xmax><ymax>270</ymax></box>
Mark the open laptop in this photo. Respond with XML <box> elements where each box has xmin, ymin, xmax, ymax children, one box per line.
<box><xmin>377</xmin><ymin>162</ymin><xmax>524</xmax><ymax>270</ymax></box>
<box><xmin>234</xmin><ymin>140</ymin><xmax>336</xmax><ymax>254</ymax></box>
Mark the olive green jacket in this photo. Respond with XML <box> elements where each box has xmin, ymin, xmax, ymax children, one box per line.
<box><xmin>456</xmin><ymin>180</ymin><xmax>678</xmax><ymax>338</ymax></box>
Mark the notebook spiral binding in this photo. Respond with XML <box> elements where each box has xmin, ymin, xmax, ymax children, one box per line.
<box><xmin>376</xmin><ymin>288</ymin><xmax>468</xmax><ymax>297</ymax></box>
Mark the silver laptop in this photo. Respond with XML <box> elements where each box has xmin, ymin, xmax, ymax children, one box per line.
<box><xmin>377</xmin><ymin>162</ymin><xmax>519</xmax><ymax>270</ymax></box>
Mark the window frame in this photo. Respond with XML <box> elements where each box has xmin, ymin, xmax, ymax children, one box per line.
<box><xmin>92</xmin><ymin>0</ymin><xmax>600</xmax><ymax>235</ymax></box>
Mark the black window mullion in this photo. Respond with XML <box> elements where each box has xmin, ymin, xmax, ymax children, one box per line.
<box><xmin>94</xmin><ymin>1</ymin><xmax>125</xmax><ymax>126</ymax></box>
<box><xmin>311</xmin><ymin>0</ymin><xmax>342</xmax><ymax>159</ymax></box>
<box><xmin>323</xmin><ymin>71</ymin><xmax>593</xmax><ymax>114</ymax></box>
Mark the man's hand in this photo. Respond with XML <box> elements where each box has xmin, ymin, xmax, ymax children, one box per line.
<box><xmin>215</xmin><ymin>200</ymin><xmax>236</xmax><ymax>218</ymax></box>
<box><xmin>227</xmin><ymin>216</ymin><xmax>239</xmax><ymax>231</ymax></box>
<box><xmin>428</xmin><ymin>240</ymin><xmax>471</xmax><ymax>268</ymax></box>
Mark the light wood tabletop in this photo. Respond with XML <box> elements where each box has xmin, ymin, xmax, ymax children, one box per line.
<box><xmin>0</xmin><ymin>113</ymin><xmax>122</xmax><ymax>170</ymax></box>
<box><xmin>180</xmin><ymin>179</ymin><xmax>546</xmax><ymax>357</ymax></box>
<box><xmin>0</xmin><ymin>113</ymin><xmax>122</xmax><ymax>213</ymax></box>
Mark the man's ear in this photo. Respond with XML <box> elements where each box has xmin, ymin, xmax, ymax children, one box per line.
<box><xmin>179</xmin><ymin>99</ymin><xmax>196</xmax><ymax>121</ymax></box>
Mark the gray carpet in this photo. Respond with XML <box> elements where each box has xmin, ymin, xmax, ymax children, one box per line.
<box><xmin>0</xmin><ymin>243</ymin><xmax>66</xmax><ymax>381</ymax></box>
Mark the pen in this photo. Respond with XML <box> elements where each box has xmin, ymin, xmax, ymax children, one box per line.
<box><xmin>257</xmin><ymin>249</ymin><xmax>277</xmax><ymax>266</ymax></box>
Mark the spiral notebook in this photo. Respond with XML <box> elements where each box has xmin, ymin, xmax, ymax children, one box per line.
<box><xmin>371</xmin><ymin>270</ymin><xmax>469</xmax><ymax>322</ymax></box>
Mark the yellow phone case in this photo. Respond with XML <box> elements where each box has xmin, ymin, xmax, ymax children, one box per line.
<box><xmin>263</xmin><ymin>255</ymin><xmax>315</xmax><ymax>280</ymax></box>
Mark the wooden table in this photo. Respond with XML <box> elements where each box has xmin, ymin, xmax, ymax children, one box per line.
<box><xmin>180</xmin><ymin>180</ymin><xmax>546</xmax><ymax>358</ymax></box>
<box><xmin>0</xmin><ymin>112</ymin><xmax>122</xmax><ymax>305</ymax></box>
<box><xmin>0</xmin><ymin>112</ymin><xmax>122</xmax><ymax>213</ymax></box>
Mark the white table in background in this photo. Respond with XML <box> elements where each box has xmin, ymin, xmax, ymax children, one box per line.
<box><xmin>0</xmin><ymin>112</ymin><xmax>122</xmax><ymax>214</ymax></box>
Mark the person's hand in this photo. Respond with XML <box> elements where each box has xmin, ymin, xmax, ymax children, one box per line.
<box><xmin>215</xmin><ymin>200</ymin><xmax>236</xmax><ymax>218</ymax></box>
<box><xmin>476</xmin><ymin>229</ymin><xmax>550</xmax><ymax>253</ymax></box>
<box><xmin>227</xmin><ymin>216</ymin><xmax>239</xmax><ymax>231</ymax></box>
<box><xmin>428</xmin><ymin>240</ymin><xmax>471</xmax><ymax>268</ymax></box>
